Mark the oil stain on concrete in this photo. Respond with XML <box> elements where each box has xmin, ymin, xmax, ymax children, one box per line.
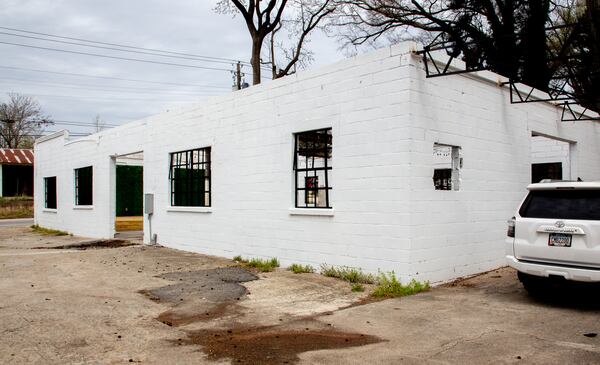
<box><xmin>181</xmin><ymin>319</ymin><xmax>382</xmax><ymax>365</ymax></box>
<box><xmin>140</xmin><ymin>266</ymin><xmax>382</xmax><ymax>364</ymax></box>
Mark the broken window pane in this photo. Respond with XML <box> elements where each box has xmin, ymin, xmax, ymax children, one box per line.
<box><xmin>294</xmin><ymin>128</ymin><xmax>332</xmax><ymax>208</ymax></box>
<box><xmin>433</xmin><ymin>144</ymin><xmax>461</xmax><ymax>191</ymax></box>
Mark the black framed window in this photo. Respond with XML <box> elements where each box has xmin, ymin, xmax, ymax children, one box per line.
<box><xmin>169</xmin><ymin>147</ymin><xmax>211</xmax><ymax>207</ymax></box>
<box><xmin>74</xmin><ymin>166</ymin><xmax>93</xmax><ymax>206</ymax></box>
<box><xmin>44</xmin><ymin>176</ymin><xmax>57</xmax><ymax>209</ymax></box>
<box><xmin>294</xmin><ymin>128</ymin><xmax>332</xmax><ymax>208</ymax></box>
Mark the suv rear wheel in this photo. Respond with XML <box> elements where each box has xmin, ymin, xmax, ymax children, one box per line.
<box><xmin>517</xmin><ymin>271</ymin><xmax>547</xmax><ymax>296</ymax></box>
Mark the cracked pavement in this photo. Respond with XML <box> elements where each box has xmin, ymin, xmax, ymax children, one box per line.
<box><xmin>1</xmin><ymin>226</ymin><xmax>600</xmax><ymax>364</ymax></box>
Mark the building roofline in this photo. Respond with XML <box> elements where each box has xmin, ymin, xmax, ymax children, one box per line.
<box><xmin>35</xmin><ymin>130</ymin><xmax>68</xmax><ymax>144</ymax></box>
<box><xmin>411</xmin><ymin>44</ymin><xmax>598</xmax><ymax>120</ymax></box>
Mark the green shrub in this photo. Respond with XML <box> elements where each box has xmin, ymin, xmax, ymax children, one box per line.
<box><xmin>31</xmin><ymin>225</ymin><xmax>69</xmax><ymax>236</ymax></box>
<box><xmin>288</xmin><ymin>263</ymin><xmax>315</xmax><ymax>274</ymax></box>
<box><xmin>351</xmin><ymin>283</ymin><xmax>365</xmax><ymax>292</ymax></box>
<box><xmin>247</xmin><ymin>257</ymin><xmax>280</xmax><ymax>272</ymax></box>
<box><xmin>235</xmin><ymin>257</ymin><xmax>280</xmax><ymax>272</ymax></box>
<box><xmin>372</xmin><ymin>272</ymin><xmax>430</xmax><ymax>298</ymax></box>
<box><xmin>320</xmin><ymin>264</ymin><xmax>376</xmax><ymax>284</ymax></box>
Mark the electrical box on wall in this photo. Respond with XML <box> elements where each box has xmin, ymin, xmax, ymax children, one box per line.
<box><xmin>144</xmin><ymin>193</ymin><xmax>154</xmax><ymax>215</ymax></box>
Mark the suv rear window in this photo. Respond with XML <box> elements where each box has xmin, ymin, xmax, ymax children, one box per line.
<box><xmin>519</xmin><ymin>189</ymin><xmax>600</xmax><ymax>220</ymax></box>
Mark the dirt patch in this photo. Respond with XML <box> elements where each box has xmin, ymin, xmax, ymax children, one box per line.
<box><xmin>182</xmin><ymin>321</ymin><xmax>382</xmax><ymax>365</ymax></box>
<box><xmin>157</xmin><ymin>302</ymin><xmax>236</xmax><ymax>327</ymax></box>
<box><xmin>33</xmin><ymin>239</ymin><xmax>136</xmax><ymax>250</ymax></box>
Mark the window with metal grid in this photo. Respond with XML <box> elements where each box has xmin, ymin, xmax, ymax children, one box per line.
<box><xmin>44</xmin><ymin>176</ymin><xmax>57</xmax><ymax>209</ymax></box>
<box><xmin>293</xmin><ymin>128</ymin><xmax>332</xmax><ymax>208</ymax></box>
<box><xmin>169</xmin><ymin>147</ymin><xmax>211</xmax><ymax>207</ymax></box>
<box><xmin>74</xmin><ymin>166</ymin><xmax>93</xmax><ymax>206</ymax></box>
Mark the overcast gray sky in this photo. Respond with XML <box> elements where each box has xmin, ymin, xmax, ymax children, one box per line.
<box><xmin>0</xmin><ymin>0</ymin><xmax>344</xmax><ymax>136</ymax></box>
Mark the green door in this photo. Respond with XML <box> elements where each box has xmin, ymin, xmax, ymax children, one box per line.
<box><xmin>116</xmin><ymin>165</ymin><xmax>143</xmax><ymax>216</ymax></box>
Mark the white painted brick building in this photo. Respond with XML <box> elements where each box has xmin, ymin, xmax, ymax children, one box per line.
<box><xmin>34</xmin><ymin>42</ymin><xmax>600</xmax><ymax>283</ymax></box>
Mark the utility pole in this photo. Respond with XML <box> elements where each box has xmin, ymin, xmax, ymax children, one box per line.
<box><xmin>232</xmin><ymin>62</ymin><xmax>249</xmax><ymax>91</ymax></box>
<box><xmin>236</xmin><ymin>61</ymin><xmax>242</xmax><ymax>91</ymax></box>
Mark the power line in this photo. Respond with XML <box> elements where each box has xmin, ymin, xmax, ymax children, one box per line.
<box><xmin>53</xmin><ymin>120</ymin><xmax>119</xmax><ymax>128</ymax></box>
<box><xmin>0</xmin><ymin>77</ymin><xmax>228</xmax><ymax>95</ymax></box>
<box><xmin>0</xmin><ymin>41</ymin><xmax>233</xmax><ymax>72</ymax></box>
<box><xmin>1</xmin><ymin>91</ymin><xmax>202</xmax><ymax>102</ymax></box>
<box><xmin>0</xmin><ymin>26</ymin><xmax>252</xmax><ymax>66</ymax></box>
<box><xmin>0</xmin><ymin>31</ymin><xmax>243</xmax><ymax>67</ymax></box>
<box><xmin>0</xmin><ymin>65</ymin><xmax>229</xmax><ymax>89</ymax></box>
<box><xmin>0</xmin><ymin>26</ymin><xmax>273</xmax><ymax>74</ymax></box>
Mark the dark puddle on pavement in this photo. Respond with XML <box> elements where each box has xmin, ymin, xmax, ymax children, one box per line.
<box><xmin>142</xmin><ymin>267</ymin><xmax>382</xmax><ymax>363</ymax></box>
<box><xmin>33</xmin><ymin>239</ymin><xmax>136</xmax><ymax>250</ymax></box>
<box><xmin>178</xmin><ymin>320</ymin><xmax>382</xmax><ymax>365</ymax></box>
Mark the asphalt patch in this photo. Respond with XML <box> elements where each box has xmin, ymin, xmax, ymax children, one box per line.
<box><xmin>140</xmin><ymin>267</ymin><xmax>257</xmax><ymax>327</ymax></box>
<box><xmin>141</xmin><ymin>267</ymin><xmax>257</xmax><ymax>304</ymax></box>
<box><xmin>181</xmin><ymin>320</ymin><xmax>382</xmax><ymax>365</ymax></box>
<box><xmin>33</xmin><ymin>239</ymin><xmax>136</xmax><ymax>250</ymax></box>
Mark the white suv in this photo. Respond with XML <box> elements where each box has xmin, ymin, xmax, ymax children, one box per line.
<box><xmin>506</xmin><ymin>181</ymin><xmax>600</xmax><ymax>293</ymax></box>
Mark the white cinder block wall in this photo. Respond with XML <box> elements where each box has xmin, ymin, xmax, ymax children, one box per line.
<box><xmin>530</xmin><ymin>136</ymin><xmax>571</xmax><ymax>179</ymax></box>
<box><xmin>406</xmin><ymin>51</ymin><xmax>600</xmax><ymax>282</ymax></box>
<box><xmin>34</xmin><ymin>42</ymin><xmax>600</xmax><ymax>284</ymax></box>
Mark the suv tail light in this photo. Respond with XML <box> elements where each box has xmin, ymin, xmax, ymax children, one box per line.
<box><xmin>507</xmin><ymin>217</ymin><xmax>516</xmax><ymax>237</ymax></box>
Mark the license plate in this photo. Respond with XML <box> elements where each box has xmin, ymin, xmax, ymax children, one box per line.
<box><xmin>548</xmin><ymin>233</ymin><xmax>572</xmax><ymax>247</ymax></box>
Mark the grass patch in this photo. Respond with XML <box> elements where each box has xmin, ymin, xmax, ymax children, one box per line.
<box><xmin>0</xmin><ymin>209</ymin><xmax>33</xmax><ymax>219</ymax></box>
<box><xmin>0</xmin><ymin>196</ymin><xmax>33</xmax><ymax>207</ymax></box>
<box><xmin>320</xmin><ymin>264</ymin><xmax>376</xmax><ymax>284</ymax></box>
<box><xmin>372</xmin><ymin>272</ymin><xmax>430</xmax><ymax>298</ymax></box>
<box><xmin>234</xmin><ymin>256</ymin><xmax>280</xmax><ymax>272</ymax></box>
<box><xmin>351</xmin><ymin>283</ymin><xmax>365</xmax><ymax>292</ymax></box>
<box><xmin>0</xmin><ymin>196</ymin><xmax>33</xmax><ymax>219</ymax></box>
<box><xmin>288</xmin><ymin>263</ymin><xmax>315</xmax><ymax>274</ymax></box>
<box><xmin>31</xmin><ymin>224</ymin><xmax>69</xmax><ymax>236</ymax></box>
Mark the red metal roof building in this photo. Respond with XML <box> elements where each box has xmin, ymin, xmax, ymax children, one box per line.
<box><xmin>0</xmin><ymin>148</ymin><xmax>34</xmax><ymax>197</ymax></box>
<box><xmin>0</xmin><ymin>148</ymin><xmax>34</xmax><ymax>165</ymax></box>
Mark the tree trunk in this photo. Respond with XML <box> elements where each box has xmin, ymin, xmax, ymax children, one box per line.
<box><xmin>586</xmin><ymin>0</ymin><xmax>600</xmax><ymax>111</ymax></box>
<box><xmin>521</xmin><ymin>0</ymin><xmax>551</xmax><ymax>90</ymax></box>
<box><xmin>251</xmin><ymin>37</ymin><xmax>262</xmax><ymax>85</ymax></box>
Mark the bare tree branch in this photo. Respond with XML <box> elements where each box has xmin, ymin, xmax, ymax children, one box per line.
<box><xmin>0</xmin><ymin>93</ymin><xmax>52</xmax><ymax>148</ymax></box>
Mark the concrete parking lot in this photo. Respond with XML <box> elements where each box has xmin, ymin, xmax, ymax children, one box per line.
<box><xmin>1</xmin><ymin>226</ymin><xmax>599</xmax><ymax>364</ymax></box>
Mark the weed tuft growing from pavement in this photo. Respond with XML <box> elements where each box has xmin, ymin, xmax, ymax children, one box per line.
<box><xmin>232</xmin><ymin>255</ymin><xmax>246</xmax><ymax>263</ymax></box>
<box><xmin>31</xmin><ymin>224</ymin><xmax>69</xmax><ymax>236</ymax></box>
<box><xmin>288</xmin><ymin>263</ymin><xmax>315</xmax><ymax>274</ymax></box>
<box><xmin>351</xmin><ymin>283</ymin><xmax>365</xmax><ymax>292</ymax></box>
<box><xmin>320</xmin><ymin>264</ymin><xmax>376</xmax><ymax>284</ymax></box>
<box><xmin>235</xmin><ymin>256</ymin><xmax>280</xmax><ymax>272</ymax></box>
<box><xmin>372</xmin><ymin>272</ymin><xmax>430</xmax><ymax>298</ymax></box>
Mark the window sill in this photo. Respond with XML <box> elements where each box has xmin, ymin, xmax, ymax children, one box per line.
<box><xmin>289</xmin><ymin>208</ymin><xmax>335</xmax><ymax>216</ymax></box>
<box><xmin>42</xmin><ymin>208</ymin><xmax>57</xmax><ymax>213</ymax></box>
<box><xmin>167</xmin><ymin>206</ymin><xmax>212</xmax><ymax>213</ymax></box>
<box><xmin>73</xmin><ymin>205</ymin><xmax>94</xmax><ymax>210</ymax></box>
